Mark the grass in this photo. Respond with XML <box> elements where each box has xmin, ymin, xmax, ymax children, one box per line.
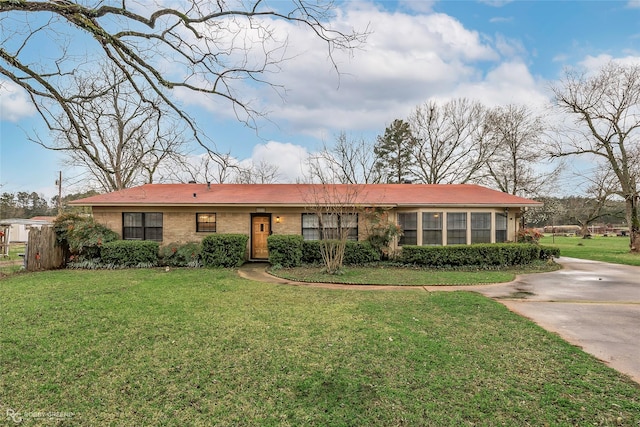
<box><xmin>1</xmin><ymin>268</ymin><xmax>639</xmax><ymax>426</ymax></box>
<box><xmin>0</xmin><ymin>243</ymin><xmax>25</xmax><ymax>276</ymax></box>
<box><xmin>270</xmin><ymin>261</ymin><xmax>560</xmax><ymax>285</ymax></box>
<box><xmin>540</xmin><ymin>235</ymin><xmax>640</xmax><ymax>266</ymax></box>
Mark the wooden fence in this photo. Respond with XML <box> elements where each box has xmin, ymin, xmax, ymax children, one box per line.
<box><xmin>26</xmin><ymin>226</ymin><xmax>64</xmax><ymax>271</ymax></box>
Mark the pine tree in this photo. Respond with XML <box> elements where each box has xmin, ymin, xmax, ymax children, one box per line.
<box><xmin>373</xmin><ymin>119</ymin><xmax>416</xmax><ymax>183</ymax></box>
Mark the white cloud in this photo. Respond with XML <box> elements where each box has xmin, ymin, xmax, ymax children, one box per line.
<box><xmin>244</xmin><ymin>141</ymin><xmax>310</xmax><ymax>182</ymax></box>
<box><xmin>489</xmin><ymin>16</ymin><xmax>513</xmax><ymax>23</ymax></box>
<box><xmin>0</xmin><ymin>80</ymin><xmax>36</xmax><ymax>122</ymax></box>
<box><xmin>449</xmin><ymin>61</ymin><xmax>550</xmax><ymax>109</ymax></box>
<box><xmin>170</xmin><ymin>2</ymin><xmax>551</xmax><ymax>143</ymax></box>
<box><xmin>398</xmin><ymin>0</ymin><xmax>436</xmax><ymax>13</ymax></box>
<box><xmin>493</xmin><ymin>33</ymin><xmax>526</xmax><ymax>58</ymax></box>
<box><xmin>578</xmin><ymin>54</ymin><xmax>640</xmax><ymax>73</ymax></box>
<box><xmin>479</xmin><ymin>0</ymin><xmax>514</xmax><ymax>7</ymax></box>
<box><xmin>254</xmin><ymin>4</ymin><xmax>500</xmax><ymax>133</ymax></box>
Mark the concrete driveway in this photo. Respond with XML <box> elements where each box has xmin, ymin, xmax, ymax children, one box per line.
<box><xmin>474</xmin><ymin>257</ymin><xmax>640</xmax><ymax>384</ymax></box>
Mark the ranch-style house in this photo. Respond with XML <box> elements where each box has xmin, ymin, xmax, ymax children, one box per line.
<box><xmin>71</xmin><ymin>183</ymin><xmax>542</xmax><ymax>260</ymax></box>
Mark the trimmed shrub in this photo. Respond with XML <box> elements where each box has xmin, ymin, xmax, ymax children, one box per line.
<box><xmin>301</xmin><ymin>240</ymin><xmax>381</xmax><ymax>266</ymax></box>
<box><xmin>159</xmin><ymin>242</ymin><xmax>202</xmax><ymax>267</ymax></box>
<box><xmin>343</xmin><ymin>241</ymin><xmax>381</xmax><ymax>265</ymax></box>
<box><xmin>268</xmin><ymin>235</ymin><xmax>303</xmax><ymax>268</ymax></box>
<box><xmin>100</xmin><ymin>240</ymin><xmax>159</xmax><ymax>267</ymax></box>
<box><xmin>302</xmin><ymin>240</ymin><xmax>324</xmax><ymax>265</ymax></box>
<box><xmin>201</xmin><ymin>234</ymin><xmax>248</xmax><ymax>267</ymax></box>
<box><xmin>400</xmin><ymin>243</ymin><xmax>547</xmax><ymax>268</ymax></box>
<box><xmin>539</xmin><ymin>245</ymin><xmax>561</xmax><ymax>260</ymax></box>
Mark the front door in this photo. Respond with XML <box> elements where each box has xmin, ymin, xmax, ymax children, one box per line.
<box><xmin>251</xmin><ymin>215</ymin><xmax>270</xmax><ymax>259</ymax></box>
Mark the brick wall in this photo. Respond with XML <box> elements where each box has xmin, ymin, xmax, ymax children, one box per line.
<box><xmin>91</xmin><ymin>205</ymin><xmax>523</xmax><ymax>247</ymax></box>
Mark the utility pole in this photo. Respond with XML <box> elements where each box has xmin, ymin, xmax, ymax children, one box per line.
<box><xmin>56</xmin><ymin>171</ymin><xmax>62</xmax><ymax>216</ymax></box>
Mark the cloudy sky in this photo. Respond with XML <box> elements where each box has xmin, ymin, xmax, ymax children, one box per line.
<box><xmin>2</xmin><ymin>0</ymin><xmax>640</xmax><ymax>197</ymax></box>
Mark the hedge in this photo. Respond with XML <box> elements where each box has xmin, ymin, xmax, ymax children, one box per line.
<box><xmin>100</xmin><ymin>240</ymin><xmax>159</xmax><ymax>267</ymax></box>
<box><xmin>301</xmin><ymin>241</ymin><xmax>324</xmax><ymax>265</ymax></box>
<box><xmin>399</xmin><ymin>243</ymin><xmax>559</xmax><ymax>268</ymax></box>
<box><xmin>539</xmin><ymin>245</ymin><xmax>561</xmax><ymax>260</ymax></box>
<box><xmin>344</xmin><ymin>241</ymin><xmax>381</xmax><ymax>265</ymax></box>
<box><xmin>201</xmin><ymin>234</ymin><xmax>249</xmax><ymax>267</ymax></box>
<box><xmin>300</xmin><ymin>240</ymin><xmax>381</xmax><ymax>265</ymax></box>
<box><xmin>267</xmin><ymin>235</ymin><xmax>303</xmax><ymax>267</ymax></box>
<box><xmin>159</xmin><ymin>242</ymin><xmax>202</xmax><ymax>267</ymax></box>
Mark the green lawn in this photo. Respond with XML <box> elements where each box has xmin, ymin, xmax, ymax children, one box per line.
<box><xmin>1</xmin><ymin>269</ymin><xmax>638</xmax><ymax>426</ymax></box>
<box><xmin>540</xmin><ymin>235</ymin><xmax>640</xmax><ymax>266</ymax></box>
<box><xmin>271</xmin><ymin>261</ymin><xmax>559</xmax><ymax>285</ymax></box>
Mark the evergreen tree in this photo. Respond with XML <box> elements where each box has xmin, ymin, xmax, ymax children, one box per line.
<box><xmin>373</xmin><ymin>119</ymin><xmax>416</xmax><ymax>183</ymax></box>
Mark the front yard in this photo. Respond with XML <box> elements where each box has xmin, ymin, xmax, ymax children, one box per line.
<box><xmin>540</xmin><ymin>235</ymin><xmax>640</xmax><ymax>266</ymax></box>
<box><xmin>1</xmin><ymin>268</ymin><xmax>638</xmax><ymax>426</ymax></box>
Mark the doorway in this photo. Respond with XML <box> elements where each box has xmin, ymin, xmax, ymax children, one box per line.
<box><xmin>251</xmin><ymin>214</ymin><xmax>271</xmax><ymax>259</ymax></box>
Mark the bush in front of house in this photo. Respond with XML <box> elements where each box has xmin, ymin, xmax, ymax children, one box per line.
<box><xmin>54</xmin><ymin>213</ymin><xmax>119</xmax><ymax>260</ymax></box>
<box><xmin>267</xmin><ymin>235</ymin><xmax>303</xmax><ymax>268</ymax></box>
<box><xmin>201</xmin><ymin>234</ymin><xmax>248</xmax><ymax>267</ymax></box>
<box><xmin>539</xmin><ymin>245</ymin><xmax>561</xmax><ymax>260</ymax></box>
<box><xmin>159</xmin><ymin>242</ymin><xmax>202</xmax><ymax>267</ymax></box>
<box><xmin>301</xmin><ymin>241</ymin><xmax>324</xmax><ymax>265</ymax></box>
<box><xmin>517</xmin><ymin>228</ymin><xmax>543</xmax><ymax>244</ymax></box>
<box><xmin>300</xmin><ymin>240</ymin><xmax>381</xmax><ymax>265</ymax></box>
<box><xmin>399</xmin><ymin>243</ymin><xmax>552</xmax><ymax>268</ymax></box>
<box><xmin>343</xmin><ymin>241</ymin><xmax>381</xmax><ymax>265</ymax></box>
<box><xmin>100</xmin><ymin>240</ymin><xmax>159</xmax><ymax>267</ymax></box>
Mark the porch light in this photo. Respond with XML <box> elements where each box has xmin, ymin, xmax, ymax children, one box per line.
<box><xmin>275</xmin><ymin>216</ymin><xmax>281</xmax><ymax>223</ymax></box>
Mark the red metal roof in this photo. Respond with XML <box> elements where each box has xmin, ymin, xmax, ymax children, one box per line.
<box><xmin>70</xmin><ymin>183</ymin><xmax>543</xmax><ymax>207</ymax></box>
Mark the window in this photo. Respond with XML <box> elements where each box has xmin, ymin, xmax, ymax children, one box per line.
<box><xmin>471</xmin><ymin>213</ymin><xmax>491</xmax><ymax>243</ymax></box>
<box><xmin>447</xmin><ymin>212</ymin><xmax>467</xmax><ymax>245</ymax></box>
<box><xmin>196</xmin><ymin>213</ymin><xmax>216</xmax><ymax>232</ymax></box>
<box><xmin>302</xmin><ymin>213</ymin><xmax>320</xmax><ymax>240</ymax></box>
<box><xmin>301</xmin><ymin>213</ymin><xmax>358</xmax><ymax>241</ymax></box>
<box><xmin>341</xmin><ymin>213</ymin><xmax>359</xmax><ymax>241</ymax></box>
<box><xmin>398</xmin><ymin>212</ymin><xmax>417</xmax><ymax>245</ymax></box>
<box><xmin>422</xmin><ymin>212</ymin><xmax>443</xmax><ymax>245</ymax></box>
<box><xmin>495</xmin><ymin>213</ymin><xmax>508</xmax><ymax>243</ymax></box>
<box><xmin>123</xmin><ymin>212</ymin><xmax>163</xmax><ymax>241</ymax></box>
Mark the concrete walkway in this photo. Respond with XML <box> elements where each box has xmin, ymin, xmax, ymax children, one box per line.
<box><xmin>237</xmin><ymin>258</ymin><xmax>640</xmax><ymax>384</ymax></box>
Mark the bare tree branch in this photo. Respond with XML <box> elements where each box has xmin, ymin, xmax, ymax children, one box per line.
<box><xmin>1</xmin><ymin>0</ymin><xmax>367</xmax><ymax>154</ymax></box>
<box><xmin>408</xmin><ymin>99</ymin><xmax>491</xmax><ymax>184</ymax></box>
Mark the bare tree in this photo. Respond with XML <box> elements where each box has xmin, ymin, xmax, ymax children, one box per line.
<box><xmin>1</xmin><ymin>1</ymin><xmax>366</xmax><ymax>155</ymax></box>
<box><xmin>234</xmin><ymin>160</ymin><xmax>281</xmax><ymax>184</ymax></box>
<box><xmin>30</xmin><ymin>64</ymin><xmax>187</xmax><ymax>192</ymax></box>
<box><xmin>308</xmin><ymin>132</ymin><xmax>382</xmax><ymax>184</ymax></box>
<box><xmin>408</xmin><ymin>98</ymin><xmax>491</xmax><ymax>184</ymax></box>
<box><xmin>483</xmin><ymin>104</ymin><xmax>560</xmax><ymax>197</ymax></box>
<box><xmin>175</xmin><ymin>153</ymin><xmax>238</xmax><ymax>184</ymax></box>
<box><xmin>564</xmin><ymin>165</ymin><xmax>622</xmax><ymax>237</ymax></box>
<box><xmin>552</xmin><ymin>62</ymin><xmax>640</xmax><ymax>252</ymax></box>
<box><xmin>303</xmin><ymin>184</ymin><xmax>364</xmax><ymax>274</ymax></box>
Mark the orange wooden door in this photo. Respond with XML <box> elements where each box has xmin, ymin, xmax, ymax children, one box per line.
<box><xmin>252</xmin><ymin>216</ymin><xmax>270</xmax><ymax>259</ymax></box>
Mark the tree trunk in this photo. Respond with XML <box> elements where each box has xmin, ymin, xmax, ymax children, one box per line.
<box><xmin>579</xmin><ymin>223</ymin><xmax>591</xmax><ymax>239</ymax></box>
<box><xmin>625</xmin><ymin>195</ymin><xmax>639</xmax><ymax>253</ymax></box>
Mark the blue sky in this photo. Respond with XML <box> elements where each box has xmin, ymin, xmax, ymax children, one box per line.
<box><xmin>2</xmin><ymin>0</ymin><xmax>640</xmax><ymax>198</ymax></box>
